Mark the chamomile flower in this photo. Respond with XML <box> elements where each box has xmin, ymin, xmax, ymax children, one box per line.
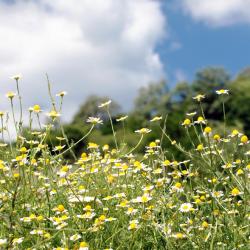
<box><xmin>70</xmin><ymin>234</ymin><xmax>81</xmax><ymax>241</ymax></box>
<box><xmin>54</xmin><ymin>145</ymin><xmax>66</xmax><ymax>151</ymax></box>
<box><xmin>11</xmin><ymin>74</ymin><xmax>22</xmax><ymax>81</ymax></box>
<box><xmin>79</xmin><ymin>242</ymin><xmax>89</xmax><ymax>250</ymax></box>
<box><xmin>194</xmin><ymin>116</ymin><xmax>206</xmax><ymax>124</ymax></box>
<box><xmin>216</xmin><ymin>89</ymin><xmax>229</xmax><ymax>95</ymax></box>
<box><xmin>47</xmin><ymin>110</ymin><xmax>60</xmax><ymax>118</ymax></box>
<box><xmin>135</xmin><ymin>128</ymin><xmax>151</xmax><ymax>134</ymax></box>
<box><xmin>186</xmin><ymin>112</ymin><xmax>197</xmax><ymax>117</ymax></box>
<box><xmin>203</xmin><ymin>126</ymin><xmax>212</xmax><ymax>136</ymax></box>
<box><xmin>128</xmin><ymin>220</ymin><xmax>139</xmax><ymax>230</ymax></box>
<box><xmin>98</xmin><ymin>100</ymin><xmax>112</xmax><ymax>108</ymax></box>
<box><xmin>150</xmin><ymin>116</ymin><xmax>162</xmax><ymax>122</ymax></box>
<box><xmin>240</xmin><ymin>135</ymin><xmax>249</xmax><ymax>144</ymax></box>
<box><xmin>196</xmin><ymin>144</ymin><xmax>204</xmax><ymax>151</ymax></box>
<box><xmin>116</xmin><ymin>115</ymin><xmax>128</xmax><ymax>122</ymax></box>
<box><xmin>211</xmin><ymin>191</ymin><xmax>224</xmax><ymax>198</ymax></box>
<box><xmin>182</xmin><ymin>118</ymin><xmax>191</xmax><ymax>127</ymax></box>
<box><xmin>56</xmin><ymin>91</ymin><xmax>67</xmax><ymax>97</ymax></box>
<box><xmin>171</xmin><ymin>232</ymin><xmax>186</xmax><ymax>239</ymax></box>
<box><xmin>31</xmin><ymin>104</ymin><xmax>42</xmax><ymax>113</ymax></box>
<box><xmin>179</xmin><ymin>203</ymin><xmax>193</xmax><ymax>212</ymax></box>
<box><xmin>0</xmin><ymin>239</ymin><xmax>7</xmax><ymax>246</ymax></box>
<box><xmin>193</xmin><ymin>94</ymin><xmax>205</xmax><ymax>102</ymax></box>
<box><xmin>6</xmin><ymin>91</ymin><xmax>16</xmax><ymax>99</ymax></box>
<box><xmin>86</xmin><ymin>117</ymin><xmax>103</xmax><ymax>125</ymax></box>
<box><xmin>231</xmin><ymin>188</ymin><xmax>242</xmax><ymax>196</ymax></box>
<box><xmin>12</xmin><ymin>237</ymin><xmax>24</xmax><ymax>245</ymax></box>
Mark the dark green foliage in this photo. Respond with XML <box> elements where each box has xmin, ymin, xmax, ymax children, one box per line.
<box><xmin>72</xmin><ymin>95</ymin><xmax>121</xmax><ymax>124</ymax></box>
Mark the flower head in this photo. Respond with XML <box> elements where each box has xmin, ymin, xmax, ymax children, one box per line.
<box><xmin>182</xmin><ymin>118</ymin><xmax>191</xmax><ymax>127</ymax></box>
<box><xmin>186</xmin><ymin>111</ymin><xmax>197</xmax><ymax>117</ymax></box>
<box><xmin>128</xmin><ymin>220</ymin><xmax>139</xmax><ymax>230</ymax></box>
<box><xmin>150</xmin><ymin>116</ymin><xmax>162</xmax><ymax>122</ymax></box>
<box><xmin>179</xmin><ymin>203</ymin><xmax>193</xmax><ymax>212</ymax></box>
<box><xmin>79</xmin><ymin>241</ymin><xmax>89</xmax><ymax>250</ymax></box>
<box><xmin>70</xmin><ymin>234</ymin><xmax>81</xmax><ymax>241</ymax></box>
<box><xmin>231</xmin><ymin>188</ymin><xmax>241</xmax><ymax>196</ymax></box>
<box><xmin>56</xmin><ymin>91</ymin><xmax>67</xmax><ymax>97</ymax></box>
<box><xmin>116</xmin><ymin>115</ymin><xmax>128</xmax><ymax>122</ymax></box>
<box><xmin>196</xmin><ymin>144</ymin><xmax>204</xmax><ymax>151</ymax></box>
<box><xmin>203</xmin><ymin>126</ymin><xmax>212</xmax><ymax>135</ymax></box>
<box><xmin>11</xmin><ymin>74</ymin><xmax>22</xmax><ymax>81</ymax></box>
<box><xmin>98</xmin><ymin>100</ymin><xmax>112</xmax><ymax>108</ymax></box>
<box><xmin>240</xmin><ymin>135</ymin><xmax>248</xmax><ymax>144</ymax></box>
<box><xmin>86</xmin><ymin>117</ymin><xmax>103</xmax><ymax>125</ymax></box>
<box><xmin>31</xmin><ymin>104</ymin><xmax>42</xmax><ymax>113</ymax></box>
<box><xmin>0</xmin><ymin>239</ymin><xmax>7</xmax><ymax>246</ymax></box>
<box><xmin>6</xmin><ymin>91</ymin><xmax>16</xmax><ymax>99</ymax></box>
<box><xmin>216</xmin><ymin>89</ymin><xmax>229</xmax><ymax>95</ymax></box>
<box><xmin>47</xmin><ymin>110</ymin><xmax>60</xmax><ymax>119</ymax></box>
<box><xmin>135</xmin><ymin>128</ymin><xmax>151</xmax><ymax>135</ymax></box>
<box><xmin>195</xmin><ymin>116</ymin><xmax>206</xmax><ymax>124</ymax></box>
<box><xmin>193</xmin><ymin>94</ymin><xmax>205</xmax><ymax>102</ymax></box>
<box><xmin>213</xmin><ymin>134</ymin><xmax>221</xmax><ymax>141</ymax></box>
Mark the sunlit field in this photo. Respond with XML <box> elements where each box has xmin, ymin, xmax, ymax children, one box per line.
<box><xmin>0</xmin><ymin>76</ymin><xmax>249</xmax><ymax>250</ymax></box>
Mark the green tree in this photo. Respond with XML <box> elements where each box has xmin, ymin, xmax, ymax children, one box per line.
<box><xmin>72</xmin><ymin>95</ymin><xmax>121</xmax><ymax>124</ymax></box>
<box><xmin>192</xmin><ymin>67</ymin><xmax>230</xmax><ymax>119</ymax></box>
<box><xmin>227</xmin><ymin>67</ymin><xmax>250</xmax><ymax>131</ymax></box>
<box><xmin>133</xmin><ymin>80</ymin><xmax>171</xmax><ymax>119</ymax></box>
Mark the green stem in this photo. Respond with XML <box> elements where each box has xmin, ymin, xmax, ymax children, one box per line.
<box><xmin>55</xmin><ymin>125</ymin><xmax>94</xmax><ymax>159</ymax></box>
<box><xmin>0</xmin><ymin>116</ymin><xmax>4</xmax><ymax>142</ymax></box>
<box><xmin>107</xmin><ymin>108</ymin><xmax>118</xmax><ymax>150</ymax></box>
<box><xmin>10</xmin><ymin>99</ymin><xmax>18</xmax><ymax>135</ymax></box>
<box><xmin>58</xmin><ymin>97</ymin><xmax>77</xmax><ymax>160</ymax></box>
<box><xmin>222</xmin><ymin>97</ymin><xmax>226</xmax><ymax>137</ymax></box>
<box><xmin>127</xmin><ymin>134</ymin><xmax>143</xmax><ymax>155</ymax></box>
<box><xmin>15</xmin><ymin>79</ymin><xmax>23</xmax><ymax>132</ymax></box>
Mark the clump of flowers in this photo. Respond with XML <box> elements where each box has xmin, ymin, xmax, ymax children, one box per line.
<box><xmin>0</xmin><ymin>76</ymin><xmax>249</xmax><ymax>250</ymax></box>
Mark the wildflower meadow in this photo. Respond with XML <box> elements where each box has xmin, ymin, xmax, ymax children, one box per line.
<box><xmin>0</xmin><ymin>75</ymin><xmax>249</xmax><ymax>250</ymax></box>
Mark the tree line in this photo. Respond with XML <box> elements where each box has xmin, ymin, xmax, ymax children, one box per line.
<box><xmin>43</xmin><ymin>66</ymin><xmax>250</xmax><ymax>159</ymax></box>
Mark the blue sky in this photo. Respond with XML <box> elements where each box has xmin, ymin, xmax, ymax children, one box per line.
<box><xmin>159</xmin><ymin>1</ymin><xmax>250</xmax><ymax>85</ymax></box>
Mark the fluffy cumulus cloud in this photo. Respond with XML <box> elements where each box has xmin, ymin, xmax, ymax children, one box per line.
<box><xmin>0</xmin><ymin>0</ymin><xmax>166</xmax><ymax>123</ymax></box>
<box><xmin>181</xmin><ymin>0</ymin><xmax>250</xmax><ymax>27</ymax></box>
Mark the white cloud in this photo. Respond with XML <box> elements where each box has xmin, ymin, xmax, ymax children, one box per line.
<box><xmin>0</xmin><ymin>0</ymin><xmax>166</xmax><ymax>125</ymax></box>
<box><xmin>181</xmin><ymin>0</ymin><xmax>250</xmax><ymax>26</ymax></box>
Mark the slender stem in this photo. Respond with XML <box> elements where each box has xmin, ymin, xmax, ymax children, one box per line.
<box><xmin>222</xmin><ymin>97</ymin><xmax>226</xmax><ymax>137</ymax></box>
<box><xmin>8</xmin><ymin>178</ymin><xmax>21</xmax><ymax>249</ymax></box>
<box><xmin>58</xmin><ymin>97</ymin><xmax>77</xmax><ymax>160</ymax></box>
<box><xmin>60</xmin><ymin>122</ymin><xmax>77</xmax><ymax>160</ymax></box>
<box><xmin>107</xmin><ymin>108</ymin><xmax>118</xmax><ymax>150</ymax></box>
<box><xmin>160</xmin><ymin>115</ymin><xmax>168</xmax><ymax>148</ymax></box>
<box><xmin>207</xmin><ymin>135</ymin><xmax>214</xmax><ymax>169</ymax></box>
<box><xmin>15</xmin><ymin>79</ymin><xmax>23</xmax><ymax>132</ymax></box>
<box><xmin>199</xmin><ymin>101</ymin><xmax>205</xmax><ymax>119</ymax></box>
<box><xmin>29</xmin><ymin>111</ymin><xmax>33</xmax><ymax>131</ymax></box>
<box><xmin>46</xmin><ymin>74</ymin><xmax>57</xmax><ymax>111</ymax></box>
<box><xmin>186</xmin><ymin>127</ymin><xmax>195</xmax><ymax>148</ymax></box>
<box><xmin>5</xmin><ymin>113</ymin><xmax>13</xmax><ymax>153</ymax></box>
<box><xmin>0</xmin><ymin>116</ymin><xmax>4</xmax><ymax>142</ymax></box>
<box><xmin>127</xmin><ymin>134</ymin><xmax>143</xmax><ymax>155</ymax></box>
<box><xmin>36</xmin><ymin>113</ymin><xmax>42</xmax><ymax>130</ymax></box>
<box><xmin>55</xmin><ymin>125</ymin><xmax>94</xmax><ymax>159</ymax></box>
<box><xmin>10</xmin><ymin>99</ymin><xmax>18</xmax><ymax>135</ymax></box>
